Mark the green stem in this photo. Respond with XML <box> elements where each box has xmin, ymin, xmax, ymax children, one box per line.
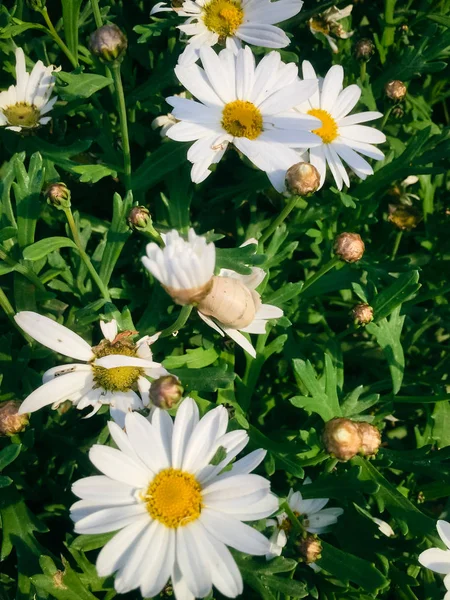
<box><xmin>381</xmin><ymin>0</ymin><xmax>397</xmax><ymax>49</ymax></box>
<box><xmin>360</xmin><ymin>61</ymin><xmax>367</xmax><ymax>84</ymax></box>
<box><xmin>63</xmin><ymin>207</ymin><xmax>111</xmax><ymax>301</ymax></box>
<box><xmin>160</xmin><ymin>305</ymin><xmax>193</xmax><ymax>338</ymax></box>
<box><xmin>90</xmin><ymin>0</ymin><xmax>103</xmax><ymax>28</ymax></box>
<box><xmin>40</xmin><ymin>8</ymin><xmax>78</xmax><ymax>69</ymax></box>
<box><xmin>300</xmin><ymin>256</ymin><xmax>341</xmax><ymax>295</ymax></box>
<box><xmin>0</xmin><ymin>246</ymin><xmax>46</xmax><ymax>290</ymax></box>
<box><xmin>259</xmin><ymin>195</ymin><xmax>301</xmax><ymax>245</ymax></box>
<box><xmin>380</xmin><ymin>106</ymin><xmax>393</xmax><ymax>131</ymax></box>
<box><xmin>0</xmin><ymin>288</ymin><xmax>30</xmax><ymax>342</ymax></box>
<box><xmin>111</xmin><ymin>63</ymin><xmax>132</xmax><ymax>191</ymax></box>
<box><xmin>391</xmin><ymin>230</ymin><xmax>403</xmax><ymax>260</ymax></box>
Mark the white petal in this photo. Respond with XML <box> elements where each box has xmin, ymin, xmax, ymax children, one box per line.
<box><xmin>182</xmin><ymin>404</ymin><xmax>228</xmax><ymax>473</ymax></box>
<box><xmin>42</xmin><ymin>363</ymin><xmax>91</xmax><ymax>383</ymax></box>
<box><xmin>338</xmin><ymin>111</ymin><xmax>383</xmax><ymax>127</ymax></box>
<box><xmin>89</xmin><ymin>444</ymin><xmax>151</xmax><ymax>487</ymax></box>
<box><xmin>19</xmin><ymin>371</ymin><xmax>92</xmax><ymax>414</ymax></box>
<box><xmin>174</xmin><ymin>63</ymin><xmax>223</xmax><ymax>107</ymax></box>
<box><xmin>124</xmin><ymin>412</ymin><xmax>170</xmax><ymax>473</ymax></box>
<box><xmin>74</xmin><ymin>503</ymin><xmax>147</xmax><ymax>535</ymax></box>
<box><xmin>72</xmin><ymin>476</ymin><xmax>137</xmax><ymax>504</ymax></box>
<box><xmin>418</xmin><ymin>548</ymin><xmax>450</xmax><ymax>575</ymax></box>
<box><xmin>100</xmin><ymin>320</ymin><xmax>118</xmax><ymax>341</ymax></box>
<box><xmin>140</xmin><ymin>526</ymin><xmax>175</xmax><ymax>597</ymax></box>
<box><xmin>340</xmin><ymin>124</ymin><xmax>386</xmax><ymax>144</ymax></box>
<box><xmin>203</xmin><ymin>474</ymin><xmax>270</xmax><ymax>508</ymax></box>
<box><xmin>320</xmin><ymin>65</ymin><xmax>344</xmax><ymax>113</ymax></box>
<box><xmin>236</xmin><ymin>23</ymin><xmax>290</xmax><ymax>49</ymax></box>
<box><xmin>438</xmin><ymin>521</ymin><xmax>450</xmax><ymax>550</ymax></box>
<box><xmin>176</xmin><ymin>523</ymin><xmax>212</xmax><ymax>597</ymax></box>
<box><xmin>110</xmin><ymin>391</ymin><xmax>143</xmax><ymax>428</ymax></box>
<box><xmin>199</xmin><ymin>46</ymin><xmax>235</xmax><ymax>104</ymax></box>
<box><xmin>221</xmin><ymin>325</ymin><xmax>256</xmax><ymax>358</ymax></box>
<box><xmin>94</xmin><ymin>355</ymin><xmax>160</xmax><ymax>369</ymax></box>
<box><xmin>172</xmin><ymin>397</ymin><xmax>200</xmax><ymax>469</ymax></box>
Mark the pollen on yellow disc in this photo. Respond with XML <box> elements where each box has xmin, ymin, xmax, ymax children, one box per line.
<box><xmin>308</xmin><ymin>108</ymin><xmax>338</xmax><ymax>144</ymax></box>
<box><xmin>203</xmin><ymin>0</ymin><xmax>244</xmax><ymax>37</ymax></box>
<box><xmin>145</xmin><ymin>468</ymin><xmax>203</xmax><ymax>528</ymax></box>
<box><xmin>92</xmin><ymin>341</ymin><xmax>143</xmax><ymax>393</ymax></box>
<box><xmin>222</xmin><ymin>100</ymin><xmax>263</xmax><ymax>140</ymax></box>
<box><xmin>4</xmin><ymin>103</ymin><xmax>40</xmax><ymax>128</ymax></box>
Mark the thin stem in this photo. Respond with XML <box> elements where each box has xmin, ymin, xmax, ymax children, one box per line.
<box><xmin>360</xmin><ymin>61</ymin><xmax>367</xmax><ymax>84</ymax></box>
<box><xmin>40</xmin><ymin>8</ymin><xmax>78</xmax><ymax>69</ymax></box>
<box><xmin>90</xmin><ymin>0</ymin><xmax>103</xmax><ymax>28</ymax></box>
<box><xmin>300</xmin><ymin>256</ymin><xmax>341</xmax><ymax>295</ymax></box>
<box><xmin>0</xmin><ymin>288</ymin><xmax>30</xmax><ymax>342</ymax></box>
<box><xmin>160</xmin><ymin>305</ymin><xmax>193</xmax><ymax>338</ymax></box>
<box><xmin>63</xmin><ymin>207</ymin><xmax>112</xmax><ymax>301</ymax></box>
<box><xmin>259</xmin><ymin>195</ymin><xmax>301</xmax><ymax>246</ymax></box>
<box><xmin>381</xmin><ymin>0</ymin><xmax>397</xmax><ymax>49</ymax></box>
<box><xmin>391</xmin><ymin>230</ymin><xmax>403</xmax><ymax>260</ymax></box>
<box><xmin>380</xmin><ymin>106</ymin><xmax>393</xmax><ymax>131</ymax></box>
<box><xmin>111</xmin><ymin>63</ymin><xmax>132</xmax><ymax>191</ymax></box>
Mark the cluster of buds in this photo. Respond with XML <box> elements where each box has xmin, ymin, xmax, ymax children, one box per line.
<box><xmin>334</xmin><ymin>232</ymin><xmax>365</xmax><ymax>263</ymax></box>
<box><xmin>385</xmin><ymin>80</ymin><xmax>407</xmax><ymax>102</ymax></box>
<box><xmin>89</xmin><ymin>24</ymin><xmax>128</xmax><ymax>64</ymax></box>
<box><xmin>0</xmin><ymin>401</ymin><xmax>29</xmax><ymax>436</ymax></box>
<box><xmin>285</xmin><ymin>162</ymin><xmax>321</xmax><ymax>197</ymax></box>
<box><xmin>322</xmin><ymin>417</ymin><xmax>381</xmax><ymax>461</ymax></box>
<box><xmin>352</xmin><ymin>303</ymin><xmax>374</xmax><ymax>326</ymax></box>
<box><xmin>46</xmin><ymin>182</ymin><xmax>71</xmax><ymax>210</ymax></box>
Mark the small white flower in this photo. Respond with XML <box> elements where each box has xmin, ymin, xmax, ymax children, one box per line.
<box><xmin>152</xmin><ymin>92</ymin><xmax>187</xmax><ymax>137</ymax></box>
<box><xmin>142</xmin><ymin>229</ymin><xmax>283</xmax><ymax>358</ymax></box>
<box><xmin>295</xmin><ymin>61</ymin><xmax>386</xmax><ymax>191</ymax></box>
<box><xmin>309</xmin><ymin>5</ymin><xmax>354</xmax><ymax>53</ymax></box>
<box><xmin>151</xmin><ymin>0</ymin><xmax>304</xmax><ymax>59</ymax></box>
<box><xmin>71</xmin><ymin>397</ymin><xmax>278</xmax><ymax>599</ymax></box>
<box><xmin>15</xmin><ymin>312</ymin><xmax>167</xmax><ymax>426</ymax></box>
<box><xmin>0</xmin><ymin>48</ymin><xmax>60</xmax><ymax>133</ymax></box>
<box><xmin>419</xmin><ymin>519</ymin><xmax>450</xmax><ymax>599</ymax></box>
<box><xmin>165</xmin><ymin>45</ymin><xmax>321</xmax><ymax>191</ymax></box>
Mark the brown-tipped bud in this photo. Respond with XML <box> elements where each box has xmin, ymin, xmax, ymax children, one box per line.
<box><xmin>388</xmin><ymin>204</ymin><xmax>422</xmax><ymax>230</ymax></box>
<box><xmin>150</xmin><ymin>375</ymin><xmax>183</xmax><ymax>410</ymax></box>
<box><xmin>89</xmin><ymin>24</ymin><xmax>128</xmax><ymax>63</ymax></box>
<box><xmin>323</xmin><ymin>417</ymin><xmax>362</xmax><ymax>461</ymax></box>
<box><xmin>0</xmin><ymin>401</ymin><xmax>29</xmax><ymax>436</ymax></box>
<box><xmin>334</xmin><ymin>232</ymin><xmax>365</xmax><ymax>263</ymax></box>
<box><xmin>46</xmin><ymin>182</ymin><xmax>71</xmax><ymax>209</ymax></box>
<box><xmin>285</xmin><ymin>162</ymin><xmax>321</xmax><ymax>197</ymax></box>
<box><xmin>385</xmin><ymin>80</ymin><xmax>407</xmax><ymax>102</ymax></box>
<box><xmin>296</xmin><ymin>534</ymin><xmax>322</xmax><ymax>564</ymax></box>
<box><xmin>352</xmin><ymin>303</ymin><xmax>374</xmax><ymax>325</ymax></box>
<box><xmin>354</xmin><ymin>38</ymin><xmax>375</xmax><ymax>62</ymax></box>
<box><xmin>357</xmin><ymin>422</ymin><xmax>381</xmax><ymax>456</ymax></box>
<box><xmin>128</xmin><ymin>206</ymin><xmax>151</xmax><ymax>230</ymax></box>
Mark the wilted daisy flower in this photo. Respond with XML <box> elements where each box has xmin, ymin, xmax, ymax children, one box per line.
<box><xmin>295</xmin><ymin>61</ymin><xmax>386</xmax><ymax>190</ymax></box>
<box><xmin>419</xmin><ymin>519</ymin><xmax>450</xmax><ymax>599</ymax></box>
<box><xmin>15</xmin><ymin>312</ymin><xmax>168</xmax><ymax>426</ymax></box>
<box><xmin>0</xmin><ymin>48</ymin><xmax>60</xmax><ymax>133</ymax></box>
<box><xmin>309</xmin><ymin>5</ymin><xmax>354</xmax><ymax>53</ymax></box>
<box><xmin>71</xmin><ymin>397</ymin><xmax>278</xmax><ymax>599</ymax></box>
<box><xmin>142</xmin><ymin>229</ymin><xmax>283</xmax><ymax>357</ymax></box>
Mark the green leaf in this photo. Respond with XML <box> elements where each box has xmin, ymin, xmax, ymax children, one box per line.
<box><xmin>431</xmin><ymin>402</ymin><xmax>450</xmax><ymax>448</ymax></box>
<box><xmin>23</xmin><ymin>237</ymin><xmax>78</xmax><ymax>261</ymax></box>
<box><xmin>259</xmin><ymin>576</ymin><xmax>308</xmax><ymax>598</ymax></box>
<box><xmin>427</xmin><ymin>14</ymin><xmax>450</xmax><ymax>27</ymax></box>
<box><xmin>264</xmin><ymin>281</ymin><xmax>304</xmax><ymax>306</ymax></box>
<box><xmin>341</xmin><ymin>385</ymin><xmax>380</xmax><ymax>417</ymax></box>
<box><xmin>0</xmin><ymin>226</ymin><xmax>17</xmax><ymax>242</ymax></box>
<box><xmin>60</xmin><ymin>0</ymin><xmax>83</xmax><ymax>62</ymax></box>
<box><xmin>0</xmin><ymin>443</ymin><xmax>21</xmax><ymax>470</ymax></box>
<box><xmin>71</xmin><ymin>164</ymin><xmax>118</xmax><ymax>184</ymax></box>
<box><xmin>215</xmin><ymin>243</ymin><xmax>266</xmax><ymax>275</ymax></box>
<box><xmin>372</xmin><ymin>271</ymin><xmax>421</xmax><ymax>321</ymax></box>
<box><xmin>131</xmin><ymin>142</ymin><xmax>190</xmax><ymax>192</ymax></box>
<box><xmin>163</xmin><ymin>347</ymin><xmax>219</xmax><ymax>369</ymax></box>
<box><xmin>32</xmin><ymin>556</ymin><xmax>99</xmax><ymax>600</ymax></box>
<box><xmin>0</xmin><ymin>475</ymin><xmax>12</xmax><ymax>488</ymax></box>
<box><xmin>171</xmin><ymin>366</ymin><xmax>236</xmax><ymax>392</ymax></box>
<box><xmin>55</xmin><ymin>72</ymin><xmax>113</xmax><ymax>101</ymax></box>
<box><xmin>70</xmin><ymin>532</ymin><xmax>114</xmax><ymax>552</ymax></box>
<box><xmin>300</xmin><ymin>466</ymin><xmax>379</xmax><ymax>501</ymax></box>
<box><xmin>99</xmin><ymin>191</ymin><xmax>133</xmax><ymax>286</ymax></box>
<box><xmin>378</xmin><ymin>447</ymin><xmax>450</xmax><ymax>482</ymax></box>
<box><xmin>163</xmin><ymin>166</ymin><xmax>192</xmax><ymax>232</ymax></box>
<box><xmin>12</xmin><ymin>152</ymin><xmax>45</xmax><ymax>248</ymax></box>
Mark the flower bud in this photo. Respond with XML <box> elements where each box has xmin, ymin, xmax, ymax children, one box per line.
<box><xmin>323</xmin><ymin>417</ymin><xmax>362</xmax><ymax>461</ymax></box>
<box><xmin>352</xmin><ymin>303</ymin><xmax>374</xmax><ymax>325</ymax></box>
<box><xmin>334</xmin><ymin>232</ymin><xmax>365</xmax><ymax>263</ymax></box>
<box><xmin>385</xmin><ymin>80</ymin><xmax>407</xmax><ymax>102</ymax></box>
<box><xmin>89</xmin><ymin>24</ymin><xmax>128</xmax><ymax>64</ymax></box>
<box><xmin>357</xmin><ymin>422</ymin><xmax>381</xmax><ymax>456</ymax></box>
<box><xmin>28</xmin><ymin>0</ymin><xmax>46</xmax><ymax>10</ymax></box>
<box><xmin>149</xmin><ymin>376</ymin><xmax>183</xmax><ymax>410</ymax></box>
<box><xmin>296</xmin><ymin>534</ymin><xmax>322</xmax><ymax>564</ymax></box>
<box><xmin>0</xmin><ymin>401</ymin><xmax>29</xmax><ymax>436</ymax></box>
<box><xmin>354</xmin><ymin>38</ymin><xmax>375</xmax><ymax>62</ymax></box>
<box><xmin>46</xmin><ymin>182</ymin><xmax>71</xmax><ymax>209</ymax></box>
<box><xmin>285</xmin><ymin>162</ymin><xmax>321</xmax><ymax>197</ymax></box>
<box><xmin>388</xmin><ymin>204</ymin><xmax>422</xmax><ymax>230</ymax></box>
<box><xmin>128</xmin><ymin>206</ymin><xmax>151</xmax><ymax>230</ymax></box>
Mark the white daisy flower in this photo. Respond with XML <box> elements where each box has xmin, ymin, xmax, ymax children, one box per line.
<box><xmin>151</xmin><ymin>0</ymin><xmax>304</xmax><ymax>58</ymax></box>
<box><xmin>419</xmin><ymin>520</ymin><xmax>450</xmax><ymax>599</ymax></box>
<box><xmin>164</xmin><ymin>45</ymin><xmax>321</xmax><ymax>191</ymax></box>
<box><xmin>295</xmin><ymin>60</ymin><xmax>386</xmax><ymax>191</ymax></box>
<box><xmin>142</xmin><ymin>229</ymin><xmax>283</xmax><ymax>358</ymax></box>
<box><xmin>15</xmin><ymin>312</ymin><xmax>168</xmax><ymax>427</ymax></box>
<box><xmin>71</xmin><ymin>397</ymin><xmax>278</xmax><ymax>599</ymax></box>
<box><xmin>0</xmin><ymin>48</ymin><xmax>60</xmax><ymax>133</ymax></box>
<box><xmin>309</xmin><ymin>5</ymin><xmax>354</xmax><ymax>54</ymax></box>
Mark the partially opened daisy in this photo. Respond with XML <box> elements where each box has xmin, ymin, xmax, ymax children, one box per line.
<box><xmin>164</xmin><ymin>45</ymin><xmax>321</xmax><ymax>191</ymax></box>
<box><xmin>309</xmin><ymin>5</ymin><xmax>354</xmax><ymax>54</ymax></box>
<box><xmin>419</xmin><ymin>520</ymin><xmax>450</xmax><ymax>599</ymax></box>
<box><xmin>71</xmin><ymin>397</ymin><xmax>278</xmax><ymax>599</ymax></box>
<box><xmin>142</xmin><ymin>229</ymin><xmax>283</xmax><ymax>357</ymax></box>
<box><xmin>15</xmin><ymin>312</ymin><xmax>168</xmax><ymax>426</ymax></box>
<box><xmin>0</xmin><ymin>48</ymin><xmax>60</xmax><ymax>133</ymax></box>
<box><xmin>295</xmin><ymin>61</ymin><xmax>386</xmax><ymax>190</ymax></box>
<box><xmin>151</xmin><ymin>0</ymin><xmax>303</xmax><ymax>58</ymax></box>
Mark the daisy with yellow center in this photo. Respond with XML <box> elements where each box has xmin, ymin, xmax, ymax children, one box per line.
<box><xmin>14</xmin><ymin>312</ymin><xmax>168</xmax><ymax>426</ymax></box>
<box><xmin>309</xmin><ymin>5</ymin><xmax>354</xmax><ymax>54</ymax></box>
<box><xmin>0</xmin><ymin>48</ymin><xmax>60</xmax><ymax>133</ymax></box>
<box><xmin>71</xmin><ymin>397</ymin><xmax>278</xmax><ymax>599</ymax></box>
<box><xmin>294</xmin><ymin>61</ymin><xmax>386</xmax><ymax>191</ymax></box>
<box><xmin>164</xmin><ymin>46</ymin><xmax>321</xmax><ymax>191</ymax></box>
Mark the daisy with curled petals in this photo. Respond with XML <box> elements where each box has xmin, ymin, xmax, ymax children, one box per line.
<box><xmin>295</xmin><ymin>61</ymin><xmax>386</xmax><ymax>191</ymax></box>
<box><xmin>71</xmin><ymin>397</ymin><xmax>278</xmax><ymax>599</ymax></box>
<box><xmin>142</xmin><ymin>229</ymin><xmax>283</xmax><ymax>358</ymax></box>
<box><xmin>419</xmin><ymin>520</ymin><xmax>450</xmax><ymax>599</ymax></box>
<box><xmin>15</xmin><ymin>312</ymin><xmax>168</xmax><ymax>427</ymax></box>
<box><xmin>0</xmin><ymin>48</ymin><xmax>60</xmax><ymax>133</ymax></box>
<box><xmin>164</xmin><ymin>45</ymin><xmax>321</xmax><ymax>191</ymax></box>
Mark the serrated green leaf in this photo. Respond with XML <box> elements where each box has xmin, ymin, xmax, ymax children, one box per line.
<box><xmin>71</xmin><ymin>164</ymin><xmax>118</xmax><ymax>184</ymax></box>
<box><xmin>23</xmin><ymin>237</ymin><xmax>78</xmax><ymax>261</ymax></box>
<box><xmin>291</xmin><ymin>357</ymin><xmax>342</xmax><ymax>421</ymax></box>
<box><xmin>215</xmin><ymin>244</ymin><xmax>266</xmax><ymax>275</ymax></box>
<box><xmin>32</xmin><ymin>556</ymin><xmax>99</xmax><ymax>600</ymax></box>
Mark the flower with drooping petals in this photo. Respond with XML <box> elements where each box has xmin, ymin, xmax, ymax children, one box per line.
<box><xmin>309</xmin><ymin>5</ymin><xmax>354</xmax><ymax>54</ymax></box>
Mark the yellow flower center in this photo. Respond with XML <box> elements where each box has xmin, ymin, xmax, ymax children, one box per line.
<box><xmin>3</xmin><ymin>103</ymin><xmax>40</xmax><ymax>128</ymax></box>
<box><xmin>309</xmin><ymin>17</ymin><xmax>331</xmax><ymax>35</ymax></box>
<box><xmin>92</xmin><ymin>338</ymin><xmax>143</xmax><ymax>393</ymax></box>
<box><xmin>308</xmin><ymin>108</ymin><xmax>338</xmax><ymax>144</ymax></box>
<box><xmin>202</xmin><ymin>0</ymin><xmax>244</xmax><ymax>37</ymax></box>
<box><xmin>222</xmin><ymin>100</ymin><xmax>263</xmax><ymax>139</ymax></box>
<box><xmin>145</xmin><ymin>468</ymin><xmax>203</xmax><ymax>528</ymax></box>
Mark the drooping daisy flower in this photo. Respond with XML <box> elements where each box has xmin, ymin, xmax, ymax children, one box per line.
<box><xmin>0</xmin><ymin>48</ymin><xmax>60</xmax><ymax>133</ymax></box>
<box><xmin>419</xmin><ymin>520</ymin><xmax>450</xmax><ymax>599</ymax></box>
<box><xmin>266</xmin><ymin>478</ymin><xmax>343</xmax><ymax>567</ymax></box>
<box><xmin>151</xmin><ymin>0</ymin><xmax>304</xmax><ymax>58</ymax></box>
<box><xmin>71</xmin><ymin>397</ymin><xmax>278</xmax><ymax>599</ymax></box>
<box><xmin>309</xmin><ymin>5</ymin><xmax>354</xmax><ymax>54</ymax></box>
<box><xmin>295</xmin><ymin>61</ymin><xmax>386</xmax><ymax>191</ymax></box>
<box><xmin>15</xmin><ymin>312</ymin><xmax>168</xmax><ymax>426</ymax></box>
<box><xmin>142</xmin><ymin>229</ymin><xmax>283</xmax><ymax>357</ymax></box>
<box><xmin>164</xmin><ymin>45</ymin><xmax>321</xmax><ymax>191</ymax></box>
